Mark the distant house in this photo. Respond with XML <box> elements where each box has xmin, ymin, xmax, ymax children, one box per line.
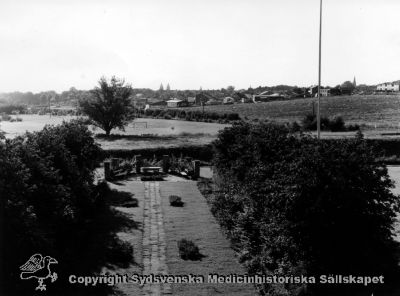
<box><xmin>320</xmin><ymin>88</ymin><xmax>330</xmax><ymax>96</ymax></box>
<box><xmin>133</xmin><ymin>98</ymin><xmax>148</xmax><ymax>109</ymax></box>
<box><xmin>135</xmin><ymin>93</ymin><xmax>144</xmax><ymax>98</ymax></box>
<box><xmin>205</xmin><ymin>98</ymin><xmax>220</xmax><ymax>105</ymax></box>
<box><xmin>309</xmin><ymin>86</ymin><xmax>331</xmax><ymax>97</ymax></box>
<box><xmin>187</xmin><ymin>97</ymin><xmax>201</xmax><ymax>105</ymax></box>
<box><xmin>195</xmin><ymin>93</ymin><xmax>218</xmax><ymax>105</ymax></box>
<box><xmin>235</xmin><ymin>92</ymin><xmax>253</xmax><ymax>103</ymax></box>
<box><xmin>241</xmin><ymin>94</ymin><xmax>253</xmax><ymax>103</ymax></box>
<box><xmin>148</xmin><ymin>98</ymin><xmax>167</xmax><ymax>106</ymax></box>
<box><xmin>377</xmin><ymin>81</ymin><xmax>400</xmax><ymax>92</ymax></box>
<box><xmin>223</xmin><ymin>97</ymin><xmax>235</xmax><ymax>104</ymax></box>
<box><xmin>166</xmin><ymin>98</ymin><xmax>187</xmax><ymax>108</ymax></box>
<box><xmin>309</xmin><ymin>86</ymin><xmax>318</xmax><ymax>97</ymax></box>
<box><xmin>253</xmin><ymin>91</ymin><xmax>284</xmax><ymax>102</ymax></box>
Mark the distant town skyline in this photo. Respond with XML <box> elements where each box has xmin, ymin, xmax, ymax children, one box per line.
<box><xmin>0</xmin><ymin>0</ymin><xmax>399</xmax><ymax>93</ymax></box>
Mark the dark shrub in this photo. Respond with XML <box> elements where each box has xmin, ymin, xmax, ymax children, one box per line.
<box><xmin>302</xmin><ymin>113</ymin><xmax>348</xmax><ymax>132</ymax></box>
<box><xmin>152</xmin><ymin>109</ymin><xmax>161</xmax><ymax>117</ymax></box>
<box><xmin>226</xmin><ymin>113</ymin><xmax>240</xmax><ymax>121</ymax></box>
<box><xmin>1</xmin><ymin>120</ymin><xmax>133</xmax><ymax>295</ymax></box>
<box><xmin>347</xmin><ymin>123</ymin><xmax>361</xmax><ymax>131</ymax></box>
<box><xmin>1</xmin><ymin>113</ymin><xmax>12</xmax><ymax>121</ymax></box>
<box><xmin>178</xmin><ymin>110</ymin><xmax>186</xmax><ymax>118</ymax></box>
<box><xmin>302</xmin><ymin>113</ymin><xmax>317</xmax><ymax>130</ymax></box>
<box><xmin>0</xmin><ymin>104</ymin><xmax>26</xmax><ymax>114</ymax></box>
<box><xmin>212</xmin><ymin>122</ymin><xmax>400</xmax><ymax>295</ymax></box>
<box><xmin>329</xmin><ymin>116</ymin><xmax>345</xmax><ymax>131</ymax></box>
<box><xmin>169</xmin><ymin>195</ymin><xmax>184</xmax><ymax>207</ymax></box>
<box><xmin>320</xmin><ymin>115</ymin><xmax>331</xmax><ymax>130</ymax></box>
<box><xmin>177</xmin><ymin>239</ymin><xmax>202</xmax><ymax>260</ymax></box>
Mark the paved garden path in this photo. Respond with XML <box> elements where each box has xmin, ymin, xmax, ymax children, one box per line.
<box><xmin>109</xmin><ymin>179</ymin><xmax>256</xmax><ymax>296</ymax></box>
<box><xmin>142</xmin><ymin>181</ymin><xmax>171</xmax><ymax>295</ymax></box>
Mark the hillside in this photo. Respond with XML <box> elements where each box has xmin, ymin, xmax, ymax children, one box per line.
<box><xmin>183</xmin><ymin>94</ymin><xmax>400</xmax><ymax>129</ymax></box>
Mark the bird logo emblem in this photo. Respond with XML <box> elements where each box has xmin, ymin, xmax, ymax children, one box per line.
<box><xmin>19</xmin><ymin>253</ymin><xmax>58</xmax><ymax>291</ymax></box>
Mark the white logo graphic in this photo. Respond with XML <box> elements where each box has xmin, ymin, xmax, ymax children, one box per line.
<box><xmin>19</xmin><ymin>253</ymin><xmax>58</xmax><ymax>291</ymax></box>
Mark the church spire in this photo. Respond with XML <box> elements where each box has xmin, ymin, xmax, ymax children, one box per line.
<box><xmin>353</xmin><ymin>76</ymin><xmax>356</xmax><ymax>88</ymax></box>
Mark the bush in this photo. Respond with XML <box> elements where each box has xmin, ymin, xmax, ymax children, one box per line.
<box><xmin>169</xmin><ymin>195</ymin><xmax>184</xmax><ymax>207</ymax></box>
<box><xmin>302</xmin><ymin>113</ymin><xmax>350</xmax><ymax>132</ymax></box>
<box><xmin>347</xmin><ymin>123</ymin><xmax>361</xmax><ymax>131</ymax></box>
<box><xmin>0</xmin><ymin>104</ymin><xmax>26</xmax><ymax>114</ymax></box>
<box><xmin>289</xmin><ymin>121</ymin><xmax>301</xmax><ymax>132</ymax></box>
<box><xmin>1</xmin><ymin>113</ymin><xmax>12</xmax><ymax>121</ymax></box>
<box><xmin>142</xmin><ymin>108</ymin><xmax>241</xmax><ymax>123</ymax></box>
<box><xmin>1</xmin><ymin>120</ymin><xmax>133</xmax><ymax>295</ymax></box>
<box><xmin>177</xmin><ymin>239</ymin><xmax>202</xmax><ymax>260</ymax></box>
<box><xmin>329</xmin><ymin>115</ymin><xmax>345</xmax><ymax>132</ymax></box>
<box><xmin>211</xmin><ymin>122</ymin><xmax>400</xmax><ymax>295</ymax></box>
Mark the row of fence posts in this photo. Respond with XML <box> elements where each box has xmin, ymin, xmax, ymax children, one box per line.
<box><xmin>103</xmin><ymin>155</ymin><xmax>200</xmax><ymax>180</ymax></box>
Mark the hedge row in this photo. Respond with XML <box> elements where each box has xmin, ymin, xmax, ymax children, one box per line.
<box><xmin>102</xmin><ymin>138</ymin><xmax>400</xmax><ymax>164</ymax></box>
<box><xmin>102</xmin><ymin>144</ymin><xmax>214</xmax><ymax>162</ymax></box>
<box><xmin>0</xmin><ymin>104</ymin><xmax>26</xmax><ymax>114</ymax></box>
<box><xmin>140</xmin><ymin>108</ymin><xmax>240</xmax><ymax>123</ymax></box>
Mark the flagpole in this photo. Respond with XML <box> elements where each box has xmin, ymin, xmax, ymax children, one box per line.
<box><xmin>317</xmin><ymin>0</ymin><xmax>322</xmax><ymax>139</ymax></box>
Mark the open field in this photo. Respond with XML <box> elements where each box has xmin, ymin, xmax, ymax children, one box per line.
<box><xmin>0</xmin><ymin>115</ymin><xmax>229</xmax><ymax>137</ymax></box>
<box><xmin>0</xmin><ymin>115</ymin><xmax>229</xmax><ymax>149</ymax></box>
<box><xmin>184</xmin><ymin>94</ymin><xmax>400</xmax><ymax>129</ymax></box>
<box><xmin>3</xmin><ymin>105</ymin><xmax>400</xmax><ymax>151</ymax></box>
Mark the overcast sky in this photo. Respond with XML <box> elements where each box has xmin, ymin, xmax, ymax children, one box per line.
<box><xmin>1</xmin><ymin>0</ymin><xmax>399</xmax><ymax>92</ymax></box>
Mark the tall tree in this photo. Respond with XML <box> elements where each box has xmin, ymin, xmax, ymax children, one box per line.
<box><xmin>226</xmin><ymin>85</ymin><xmax>235</xmax><ymax>94</ymax></box>
<box><xmin>79</xmin><ymin>76</ymin><xmax>134</xmax><ymax>136</ymax></box>
<box><xmin>341</xmin><ymin>80</ymin><xmax>355</xmax><ymax>95</ymax></box>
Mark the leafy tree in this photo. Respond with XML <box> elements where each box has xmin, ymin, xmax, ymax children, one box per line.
<box><xmin>330</xmin><ymin>86</ymin><xmax>342</xmax><ymax>96</ymax></box>
<box><xmin>341</xmin><ymin>80</ymin><xmax>355</xmax><ymax>95</ymax></box>
<box><xmin>211</xmin><ymin>122</ymin><xmax>400</xmax><ymax>295</ymax></box>
<box><xmin>1</xmin><ymin>120</ymin><xmax>133</xmax><ymax>295</ymax></box>
<box><xmin>79</xmin><ymin>76</ymin><xmax>134</xmax><ymax>136</ymax></box>
<box><xmin>226</xmin><ymin>85</ymin><xmax>235</xmax><ymax>93</ymax></box>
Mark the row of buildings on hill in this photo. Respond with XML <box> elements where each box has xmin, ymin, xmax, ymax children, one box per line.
<box><xmin>131</xmin><ymin>78</ymin><xmax>399</xmax><ymax>109</ymax></box>
<box><xmin>376</xmin><ymin>81</ymin><xmax>400</xmax><ymax>92</ymax></box>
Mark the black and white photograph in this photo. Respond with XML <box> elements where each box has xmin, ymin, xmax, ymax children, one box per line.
<box><xmin>1</xmin><ymin>0</ymin><xmax>400</xmax><ymax>295</ymax></box>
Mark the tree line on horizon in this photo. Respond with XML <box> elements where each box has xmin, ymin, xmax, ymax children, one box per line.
<box><xmin>0</xmin><ymin>79</ymin><xmax>379</xmax><ymax>106</ymax></box>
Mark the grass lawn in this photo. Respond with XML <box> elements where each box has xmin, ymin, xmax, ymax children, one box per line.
<box><xmin>160</xmin><ymin>181</ymin><xmax>256</xmax><ymax>295</ymax></box>
<box><xmin>102</xmin><ymin>179</ymin><xmax>145</xmax><ymax>296</ymax></box>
